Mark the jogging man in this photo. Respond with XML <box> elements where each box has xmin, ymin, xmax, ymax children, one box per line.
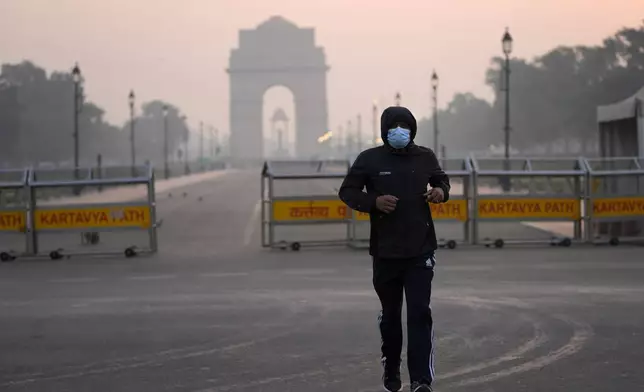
<box><xmin>338</xmin><ymin>106</ymin><xmax>450</xmax><ymax>392</ymax></box>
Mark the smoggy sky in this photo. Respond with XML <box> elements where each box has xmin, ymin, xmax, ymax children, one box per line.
<box><xmin>1</xmin><ymin>0</ymin><xmax>643</xmax><ymax>140</ymax></box>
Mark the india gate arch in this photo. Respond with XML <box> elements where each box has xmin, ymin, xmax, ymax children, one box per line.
<box><xmin>227</xmin><ymin>16</ymin><xmax>330</xmax><ymax>162</ymax></box>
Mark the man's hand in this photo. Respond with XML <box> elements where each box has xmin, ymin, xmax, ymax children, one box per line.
<box><xmin>376</xmin><ymin>195</ymin><xmax>398</xmax><ymax>214</ymax></box>
<box><xmin>424</xmin><ymin>188</ymin><xmax>444</xmax><ymax>203</ymax></box>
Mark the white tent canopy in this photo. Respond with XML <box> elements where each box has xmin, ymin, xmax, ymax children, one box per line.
<box><xmin>597</xmin><ymin>86</ymin><xmax>644</xmax><ymax>123</ymax></box>
<box><xmin>597</xmin><ymin>86</ymin><xmax>644</xmax><ymax>158</ymax></box>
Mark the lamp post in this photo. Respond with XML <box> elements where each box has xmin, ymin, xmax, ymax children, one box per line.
<box><xmin>214</xmin><ymin>128</ymin><xmax>220</xmax><ymax>157</ymax></box>
<box><xmin>502</xmin><ymin>28</ymin><xmax>513</xmax><ymax>191</ymax></box>
<box><xmin>182</xmin><ymin>116</ymin><xmax>190</xmax><ymax>175</ymax></box>
<box><xmin>395</xmin><ymin>92</ymin><xmax>401</xmax><ymax>106</ymax></box>
<box><xmin>128</xmin><ymin>90</ymin><xmax>136</xmax><ymax>177</ymax></box>
<box><xmin>209</xmin><ymin>126</ymin><xmax>214</xmax><ymax>160</ymax></box>
<box><xmin>431</xmin><ymin>70</ymin><xmax>439</xmax><ymax>155</ymax></box>
<box><xmin>71</xmin><ymin>63</ymin><xmax>82</xmax><ymax>180</ymax></box>
<box><xmin>502</xmin><ymin>28</ymin><xmax>513</xmax><ymax>161</ymax></box>
<box><xmin>372</xmin><ymin>100</ymin><xmax>378</xmax><ymax>146</ymax></box>
<box><xmin>162</xmin><ymin>105</ymin><xmax>169</xmax><ymax>179</ymax></box>
<box><xmin>347</xmin><ymin>120</ymin><xmax>353</xmax><ymax>156</ymax></box>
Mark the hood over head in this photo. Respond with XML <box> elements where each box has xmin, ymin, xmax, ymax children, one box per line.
<box><xmin>380</xmin><ymin>106</ymin><xmax>417</xmax><ymax>148</ymax></box>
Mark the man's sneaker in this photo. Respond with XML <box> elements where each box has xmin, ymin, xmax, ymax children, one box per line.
<box><xmin>410</xmin><ymin>381</ymin><xmax>433</xmax><ymax>392</ymax></box>
<box><xmin>382</xmin><ymin>367</ymin><xmax>402</xmax><ymax>392</ymax></box>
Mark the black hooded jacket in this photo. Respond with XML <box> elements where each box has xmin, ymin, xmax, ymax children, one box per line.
<box><xmin>338</xmin><ymin>106</ymin><xmax>451</xmax><ymax>259</ymax></box>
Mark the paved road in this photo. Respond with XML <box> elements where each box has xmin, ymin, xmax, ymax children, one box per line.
<box><xmin>1</xmin><ymin>170</ymin><xmax>643</xmax><ymax>392</ymax></box>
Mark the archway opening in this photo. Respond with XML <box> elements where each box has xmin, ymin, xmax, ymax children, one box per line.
<box><xmin>262</xmin><ymin>86</ymin><xmax>296</xmax><ymax>159</ymax></box>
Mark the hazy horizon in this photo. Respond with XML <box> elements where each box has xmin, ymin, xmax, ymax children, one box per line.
<box><xmin>1</xmin><ymin>0</ymin><xmax>643</xmax><ymax>141</ymax></box>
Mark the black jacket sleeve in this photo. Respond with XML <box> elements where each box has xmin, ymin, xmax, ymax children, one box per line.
<box><xmin>428</xmin><ymin>151</ymin><xmax>451</xmax><ymax>203</ymax></box>
<box><xmin>338</xmin><ymin>152</ymin><xmax>378</xmax><ymax>213</ymax></box>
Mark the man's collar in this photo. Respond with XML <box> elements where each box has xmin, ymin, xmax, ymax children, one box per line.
<box><xmin>387</xmin><ymin>142</ymin><xmax>417</xmax><ymax>155</ymax></box>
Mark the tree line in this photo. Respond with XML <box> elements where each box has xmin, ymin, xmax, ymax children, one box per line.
<box><xmin>415</xmin><ymin>22</ymin><xmax>644</xmax><ymax>157</ymax></box>
<box><xmin>0</xmin><ymin>61</ymin><xmax>191</xmax><ymax>168</ymax></box>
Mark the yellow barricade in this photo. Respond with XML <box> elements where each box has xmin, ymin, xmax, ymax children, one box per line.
<box><xmin>272</xmin><ymin>200</ymin><xmax>348</xmax><ymax>221</ymax></box>
<box><xmin>272</xmin><ymin>199</ymin><xmax>470</xmax><ymax>223</ymax></box>
<box><xmin>353</xmin><ymin>199</ymin><xmax>469</xmax><ymax>222</ymax></box>
<box><xmin>27</xmin><ymin>165</ymin><xmax>158</xmax><ymax>259</ymax></box>
<box><xmin>584</xmin><ymin>157</ymin><xmax>644</xmax><ymax>245</ymax></box>
<box><xmin>0</xmin><ymin>211</ymin><xmax>26</xmax><ymax>232</ymax></box>
<box><xmin>35</xmin><ymin>205</ymin><xmax>151</xmax><ymax>230</ymax></box>
<box><xmin>261</xmin><ymin>159</ymin><xmax>353</xmax><ymax>250</ymax></box>
<box><xmin>477</xmin><ymin>198</ymin><xmax>581</xmax><ymax>220</ymax></box>
<box><xmin>591</xmin><ymin>197</ymin><xmax>644</xmax><ymax>218</ymax></box>
<box><xmin>260</xmin><ymin>157</ymin><xmax>643</xmax><ymax>250</ymax></box>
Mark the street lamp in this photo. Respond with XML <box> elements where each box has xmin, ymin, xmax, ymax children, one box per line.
<box><xmin>128</xmin><ymin>90</ymin><xmax>136</xmax><ymax>177</ymax></box>
<box><xmin>346</xmin><ymin>120</ymin><xmax>353</xmax><ymax>155</ymax></box>
<box><xmin>163</xmin><ymin>105</ymin><xmax>169</xmax><ymax>179</ymax></box>
<box><xmin>431</xmin><ymin>69</ymin><xmax>439</xmax><ymax>155</ymax></box>
<box><xmin>214</xmin><ymin>128</ymin><xmax>220</xmax><ymax>156</ymax></box>
<box><xmin>502</xmin><ymin>28</ymin><xmax>513</xmax><ymax>160</ymax></box>
<box><xmin>208</xmin><ymin>126</ymin><xmax>214</xmax><ymax>160</ymax></box>
<box><xmin>502</xmin><ymin>27</ymin><xmax>513</xmax><ymax>191</ymax></box>
<box><xmin>71</xmin><ymin>63</ymin><xmax>82</xmax><ymax>180</ymax></box>
<box><xmin>181</xmin><ymin>115</ymin><xmax>190</xmax><ymax>175</ymax></box>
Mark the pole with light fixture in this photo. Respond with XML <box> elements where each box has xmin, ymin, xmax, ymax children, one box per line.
<box><xmin>501</xmin><ymin>27</ymin><xmax>513</xmax><ymax>191</ymax></box>
<box><xmin>431</xmin><ymin>70</ymin><xmax>439</xmax><ymax>155</ymax></box>
<box><xmin>128</xmin><ymin>90</ymin><xmax>136</xmax><ymax>177</ymax></box>
<box><xmin>71</xmin><ymin>63</ymin><xmax>82</xmax><ymax>180</ymax></box>
<box><xmin>163</xmin><ymin>105</ymin><xmax>169</xmax><ymax>179</ymax></box>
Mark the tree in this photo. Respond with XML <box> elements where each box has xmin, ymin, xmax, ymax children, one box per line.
<box><xmin>123</xmin><ymin>100</ymin><xmax>189</xmax><ymax>167</ymax></box>
<box><xmin>417</xmin><ymin>92</ymin><xmax>496</xmax><ymax>156</ymax></box>
<box><xmin>481</xmin><ymin>22</ymin><xmax>644</xmax><ymax>154</ymax></box>
<box><xmin>0</xmin><ymin>60</ymin><xmax>192</xmax><ymax>168</ymax></box>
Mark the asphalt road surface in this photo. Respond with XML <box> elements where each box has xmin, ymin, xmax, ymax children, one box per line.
<box><xmin>1</xmin><ymin>170</ymin><xmax>643</xmax><ymax>392</ymax></box>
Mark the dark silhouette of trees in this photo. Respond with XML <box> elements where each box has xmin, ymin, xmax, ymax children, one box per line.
<box><xmin>128</xmin><ymin>100</ymin><xmax>189</xmax><ymax>167</ymax></box>
<box><xmin>0</xmin><ymin>61</ymin><xmax>191</xmax><ymax>168</ymax></box>
<box><xmin>418</xmin><ymin>22</ymin><xmax>644</xmax><ymax>157</ymax></box>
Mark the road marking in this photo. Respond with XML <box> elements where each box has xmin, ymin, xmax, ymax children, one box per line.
<box><xmin>1</xmin><ymin>316</ymin><xmax>320</xmax><ymax>388</ymax></box>
<box><xmin>440</xmin><ymin>319</ymin><xmax>547</xmax><ymax>379</ymax></box>
<box><xmin>48</xmin><ymin>278</ymin><xmax>99</xmax><ymax>284</ymax></box>
<box><xmin>126</xmin><ymin>274</ymin><xmax>176</xmax><ymax>281</ymax></box>
<box><xmin>452</xmin><ymin>316</ymin><xmax>593</xmax><ymax>387</ymax></box>
<box><xmin>198</xmin><ymin>272</ymin><xmax>249</xmax><ymax>278</ymax></box>
<box><xmin>243</xmin><ymin>200</ymin><xmax>262</xmax><ymax>247</ymax></box>
<box><xmin>282</xmin><ymin>268</ymin><xmax>337</xmax><ymax>276</ymax></box>
<box><xmin>0</xmin><ymin>300</ymin><xmax>34</xmax><ymax>307</ymax></box>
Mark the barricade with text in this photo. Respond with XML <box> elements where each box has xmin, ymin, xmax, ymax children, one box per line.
<box><xmin>0</xmin><ymin>165</ymin><xmax>158</xmax><ymax>260</ymax></box>
<box><xmin>259</xmin><ymin>157</ymin><xmax>644</xmax><ymax>251</ymax></box>
<box><xmin>0</xmin><ymin>169</ymin><xmax>30</xmax><ymax>261</ymax></box>
<box><xmin>584</xmin><ymin>157</ymin><xmax>644</xmax><ymax>245</ymax></box>
<box><xmin>470</xmin><ymin>157</ymin><xmax>586</xmax><ymax>247</ymax></box>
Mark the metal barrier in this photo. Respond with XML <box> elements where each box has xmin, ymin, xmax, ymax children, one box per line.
<box><xmin>347</xmin><ymin>158</ymin><xmax>473</xmax><ymax>250</ymax></box>
<box><xmin>470</xmin><ymin>156</ymin><xmax>586</xmax><ymax>247</ymax></box>
<box><xmin>259</xmin><ymin>156</ymin><xmax>644</xmax><ymax>250</ymax></box>
<box><xmin>28</xmin><ymin>165</ymin><xmax>158</xmax><ymax>259</ymax></box>
<box><xmin>0</xmin><ymin>169</ymin><xmax>31</xmax><ymax>261</ymax></box>
<box><xmin>583</xmin><ymin>157</ymin><xmax>644</xmax><ymax>245</ymax></box>
<box><xmin>261</xmin><ymin>159</ymin><xmax>351</xmax><ymax>250</ymax></box>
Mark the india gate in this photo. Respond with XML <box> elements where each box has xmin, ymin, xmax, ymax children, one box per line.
<box><xmin>227</xmin><ymin>16</ymin><xmax>330</xmax><ymax>161</ymax></box>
